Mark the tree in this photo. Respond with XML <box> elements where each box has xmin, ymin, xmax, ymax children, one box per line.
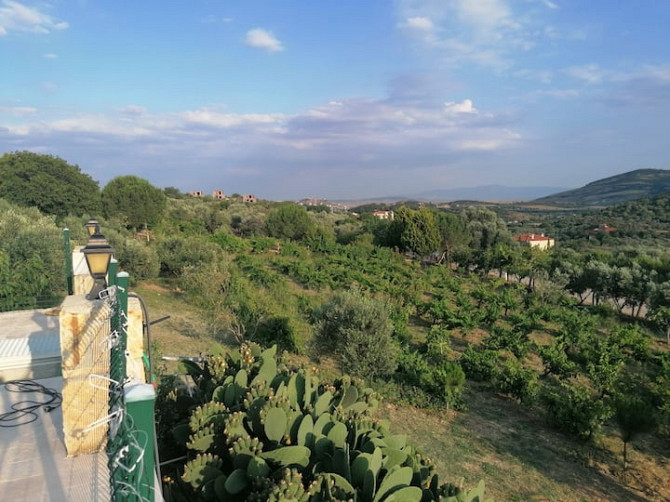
<box><xmin>614</xmin><ymin>395</ymin><xmax>656</xmax><ymax>470</ymax></box>
<box><xmin>0</xmin><ymin>151</ymin><xmax>100</xmax><ymax>218</ymax></box>
<box><xmin>461</xmin><ymin>206</ymin><xmax>512</xmax><ymax>254</ymax></box>
<box><xmin>265</xmin><ymin>203</ymin><xmax>315</xmax><ymax>241</ymax></box>
<box><xmin>102</xmin><ymin>175</ymin><xmax>167</xmax><ymax>230</ymax></box>
<box><xmin>311</xmin><ymin>289</ymin><xmax>398</xmax><ymax>379</ymax></box>
<box><xmin>435</xmin><ymin>211</ymin><xmax>470</xmax><ymax>265</ymax></box>
<box><xmin>392</xmin><ymin>206</ymin><xmax>441</xmax><ymax>256</ymax></box>
<box><xmin>0</xmin><ymin>200</ymin><xmax>64</xmax><ymax>310</ymax></box>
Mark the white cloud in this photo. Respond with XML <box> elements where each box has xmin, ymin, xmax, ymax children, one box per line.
<box><xmin>565</xmin><ymin>64</ymin><xmax>605</xmax><ymax>84</ymax></box>
<box><xmin>245</xmin><ymin>28</ymin><xmax>283</xmax><ymax>52</ymax></box>
<box><xmin>0</xmin><ymin>105</ymin><xmax>37</xmax><ymax>116</ymax></box>
<box><xmin>444</xmin><ymin>99</ymin><xmax>477</xmax><ymax>114</ymax></box>
<box><xmin>404</xmin><ymin>16</ymin><xmax>434</xmax><ymax>31</ymax></box>
<box><xmin>118</xmin><ymin>105</ymin><xmax>147</xmax><ymax>116</ymax></box>
<box><xmin>396</xmin><ymin>0</ymin><xmax>561</xmax><ymax>70</ymax></box>
<box><xmin>0</xmin><ymin>1</ymin><xmax>68</xmax><ymax>36</ymax></box>
<box><xmin>43</xmin><ymin>53</ymin><xmax>57</xmax><ymax>59</ymax></box>
<box><xmin>1</xmin><ymin>94</ymin><xmax>520</xmax><ymax>197</ymax></box>
<box><xmin>182</xmin><ymin>108</ymin><xmax>282</xmax><ymax>128</ymax></box>
<box><xmin>528</xmin><ymin>88</ymin><xmax>580</xmax><ymax>100</ymax></box>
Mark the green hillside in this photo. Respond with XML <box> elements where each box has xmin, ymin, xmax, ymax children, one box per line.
<box><xmin>533</xmin><ymin>168</ymin><xmax>670</xmax><ymax>207</ymax></box>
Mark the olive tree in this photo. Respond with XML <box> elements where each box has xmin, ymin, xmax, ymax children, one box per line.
<box><xmin>311</xmin><ymin>289</ymin><xmax>398</xmax><ymax>379</ymax></box>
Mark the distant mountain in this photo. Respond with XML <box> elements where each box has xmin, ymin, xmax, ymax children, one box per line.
<box><xmin>533</xmin><ymin>169</ymin><xmax>670</xmax><ymax>207</ymax></box>
<box><xmin>337</xmin><ymin>185</ymin><xmax>567</xmax><ymax>206</ymax></box>
<box><xmin>415</xmin><ymin>185</ymin><xmax>566</xmax><ymax>202</ymax></box>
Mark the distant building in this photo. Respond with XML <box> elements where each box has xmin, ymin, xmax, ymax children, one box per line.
<box><xmin>242</xmin><ymin>194</ymin><xmax>257</xmax><ymax>203</ymax></box>
<box><xmin>188</xmin><ymin>190</ymin><xmax>204</xmax><ymax>197</ymax></box>
<box><xmin>212</xmin><ymin>189</ymin><xmax>227</xmax><ymax>200</ymax></box>
<box><xmin>373</xmin><ymin>210</ymin><xmax>394</xmax><ymax>220</ymax></box>
<box><xmin>298</xmin><ymin>197</ymin><xmax>348</xmax><ymax>213</ymax></box>
<box><xmin>513</xmin><ymin>233</ymin><xmax>555</xmax><ymax>250</ymax></box>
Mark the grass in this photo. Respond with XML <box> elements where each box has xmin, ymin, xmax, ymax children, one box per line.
<box><xmin>380</xmin><ymin>387</ymin><xmax>666</xmax><ymax>501</ymax></box>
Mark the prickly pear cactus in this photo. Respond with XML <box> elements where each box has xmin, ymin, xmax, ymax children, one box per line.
<box><xmin>165</xmin><ymin>344</ymin><xmax>489</xmax><ymax>501</ymax></box>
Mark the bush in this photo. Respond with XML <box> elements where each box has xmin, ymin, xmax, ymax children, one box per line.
<box><xmin>460</xmin><ymin>345</ymin><xmax>499</xmax><ymax>382</ymax></box>
<box><xmin>311</xmin><ymin>289</ymin><xmax>398</xmax><ymax>379</ymax></box>
<box><xmin>115</xmin><ymin>239</ymin><xmax>160</xmax><ymax>280</ymax></box>
<box><xmin>0</xmin><ymin>201</ymin><xmax>64</xmax><ymax>310</ymax></box>
<box><xmin>157</xmin><ymin>236</ymin><xmax>219</xmax><ymax>277</ymax></box>
<box><xmin>541</xmin><ymin>383</ymin><xmax>611</xmax><ymax>441</ymax></box>
<box><xmin>492</xmin><ymin>359</ymin><xmax>539</xmax><ymax>404</ymax></box>
<box><xmin>252</xmin><ymin>316</ymin><xmax>299</xmax><ymax>353</ymax></box>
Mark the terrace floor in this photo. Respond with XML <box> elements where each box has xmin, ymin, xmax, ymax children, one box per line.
<box><xmin>0</xmin><ymin>376</ymin><xmax>110</xmax><ymax>502</ymax></box>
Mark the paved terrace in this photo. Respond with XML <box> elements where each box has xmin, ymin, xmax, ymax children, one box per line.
<box><xmin>0</xmin><ymin>309</ymin><xmax>110</xmax><ymax>501</ymax></box>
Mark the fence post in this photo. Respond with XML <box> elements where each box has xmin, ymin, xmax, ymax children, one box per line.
<box><xmin>63</xmin><ymin>228</ymin><xmax>73</xmax><ymax>295</ymax></box>
<box><xmin>111</xmin><ymin>272</ymin><xmax>129</xmax><ymax>386</ymax></box>
<box><xmin>125</xmin><ymin>384</ymin><xmax>157</xmax><ymax>501</ymax></box>
<box><xmin>108</xmin><ymin>258</ymin><xmax>118</xmax><ymax>288</ymax></box>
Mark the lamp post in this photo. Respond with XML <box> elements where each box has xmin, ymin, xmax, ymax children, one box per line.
<box><xmin>84</xmin><ymin>218</ymin><xmax>100</xmax><ymax>237</ymax></box>
<box><xmin>82</xmin><ymin>232</ymin><xmax>115</xmax><ymax>300</ymax></box>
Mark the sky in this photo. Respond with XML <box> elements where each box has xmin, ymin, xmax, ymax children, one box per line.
<box><xmin>1</xmin><ymin>1</ymin><xmax>669</xmax><ymax>200</ymax></box>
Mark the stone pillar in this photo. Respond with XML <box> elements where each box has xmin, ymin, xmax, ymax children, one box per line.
<box><xmin>59</xmin><ymin>295</ymin><xmax>111</xmax><ymax>456</ymax></box>
<box><xmin>59</xmin><ymin>291</ymin><xmax>146</xmax><ymax>457</ymax></box>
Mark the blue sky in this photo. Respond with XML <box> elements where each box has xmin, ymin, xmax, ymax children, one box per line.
<box><xmin>1</xmin><ymin>1</ymin><xmax>669</xmax><ymax>200</ymax></box>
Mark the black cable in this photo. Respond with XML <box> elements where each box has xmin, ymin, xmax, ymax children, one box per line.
<box><xmin>0</xmin><ymin>379</ymin><xmax>62</xmax><ymax>427</ymax></box>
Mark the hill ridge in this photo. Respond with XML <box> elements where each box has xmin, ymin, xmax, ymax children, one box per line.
<box><xmin>533</xmin><ymin>168</ymin><xmax>670</xmax><ymax>207</ymax></box>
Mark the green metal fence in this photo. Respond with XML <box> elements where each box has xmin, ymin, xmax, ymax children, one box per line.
<box><xmin>104</xmin><ymin>271</ymin><xmax>157</xmax><ymax>501</ymax></box>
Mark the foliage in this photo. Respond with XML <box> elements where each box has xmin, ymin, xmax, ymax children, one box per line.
<box><xmin>0</xmin><ymin>151</ymin><xmax>100</xmax><ymax>218</ymax></box>
<box><xmin>311</xmin><ymin>290</ymin><xmax>398</xmax><ymax>380</ymax></box>
<box><xmin>541</xmin><ymin>384</ymin><xmax>611</xmax><ymax>441</ymax></box>
<box><xmin>102</xmin><ymin>175</ymin><xmax>167</xmax><ymax>229</ymax></box>
<box><xmin>391</xmin><ymin>206</ymin><xmax>442</xmax><ymax>256</ymax></box>
<box><xmin>253</xmin><ymin>316</ymin><xmax>300</xmax><ymax>353</ymax></box>
<box><xmin>460</xmin><ymin>345</ymin><xmax>499</xmax><ymax>382</ymax></box>
<box><xmin>613</xmin><ymin>394</ymin><xmax>656</xmax><ymax>469</ymax></box>
<box><xmin>266</xmin><ymin>203</ymin><xmax>315</xmax><ymax>241</ymax></box>
<box><xmin>159</xmin><ymin>344</ymin><xmax>487</xmax><ymax>502</ymax></box>
<box><xmin>115</xmin><ymin>238</ymin><xmax>160</xmax><ymax>280</ymax></box>
<box><xmin>492</xmin><ymin>359</ymin><xmax>538</xmax><ymax>404</ymax></box>
<box><xmin>157</xmin><ymin>236</ymin><xmax>220</xmax><ymax>277</ymax></box>
<box><xmin>0</xmin><ymin>200</ymin><xmax>65</xmax><ymax>310</ymax></box>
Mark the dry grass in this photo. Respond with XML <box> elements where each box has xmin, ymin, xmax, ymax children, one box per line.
<box><xmin>380</xmin><ymin>387</ymin><xmax>669</xmax><ymax>502</ymax></box>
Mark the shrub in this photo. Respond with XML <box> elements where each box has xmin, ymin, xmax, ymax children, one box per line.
<box><xmin>492</xmin><ymin>359</ymin><xmax>539</xmax><ymax>404</ymax></box>
<box><xmin>157</xmin><ymin>236</ymin><xmax>219</xmax><ymax>277</ymax></box>
<box><xmin>0</xmin><ymin>201</ymin><xmax>64</xmax><ymax>310</ymax></box>
<box><xmin>311</xmin><ymin>289</ymin><xmax>398</xmax><ymax>379</ymax></box>
<box><xmin>460</xmin><ymin>345</ymin><xmax>499</xmax><ymax>382</ymax></box>
<box><xmin>541</xmin><ymin>383</ymin><xmax>611</xmax><ymax>441</ymax></box>
<box><xmin>115</xmin><ymin>239</ymin><xmax>160</xmax><ymax>280</ymax></box>
<box><xmin>252</xmin><ymin>316</ymin><xmax>299</xmax><ymax>353</ymax></box>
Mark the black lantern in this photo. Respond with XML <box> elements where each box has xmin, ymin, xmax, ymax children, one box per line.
<box><xmin>84</xmin><ymin>218</ymin><xmax>100</xmax><ymax>236</ymax></box>
<box><xmin>82</xmin><ymin>233</ymin><xmax>115</xmax><ymax>300</ymax></box>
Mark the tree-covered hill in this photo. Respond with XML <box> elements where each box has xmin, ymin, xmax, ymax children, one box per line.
<box><xmin>533</xmin><ymin>168</ymin><xmax>670</xmax><ymax>207</ymax></box>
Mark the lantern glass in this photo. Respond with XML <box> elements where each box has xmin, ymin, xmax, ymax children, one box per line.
<box><xmin>86</xmin><ymin>252</ymin><xmax>112</xmax><ymax>278</ymax></box>
<box><xmin>85</xmin><ymin>219</ymin><xmax>100</xmax><ymax>236</ymax></box>
<box><xmin>82</xmin><ymin>233</ymin><xmax>114</xmax><ymax>300</ymax></box>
